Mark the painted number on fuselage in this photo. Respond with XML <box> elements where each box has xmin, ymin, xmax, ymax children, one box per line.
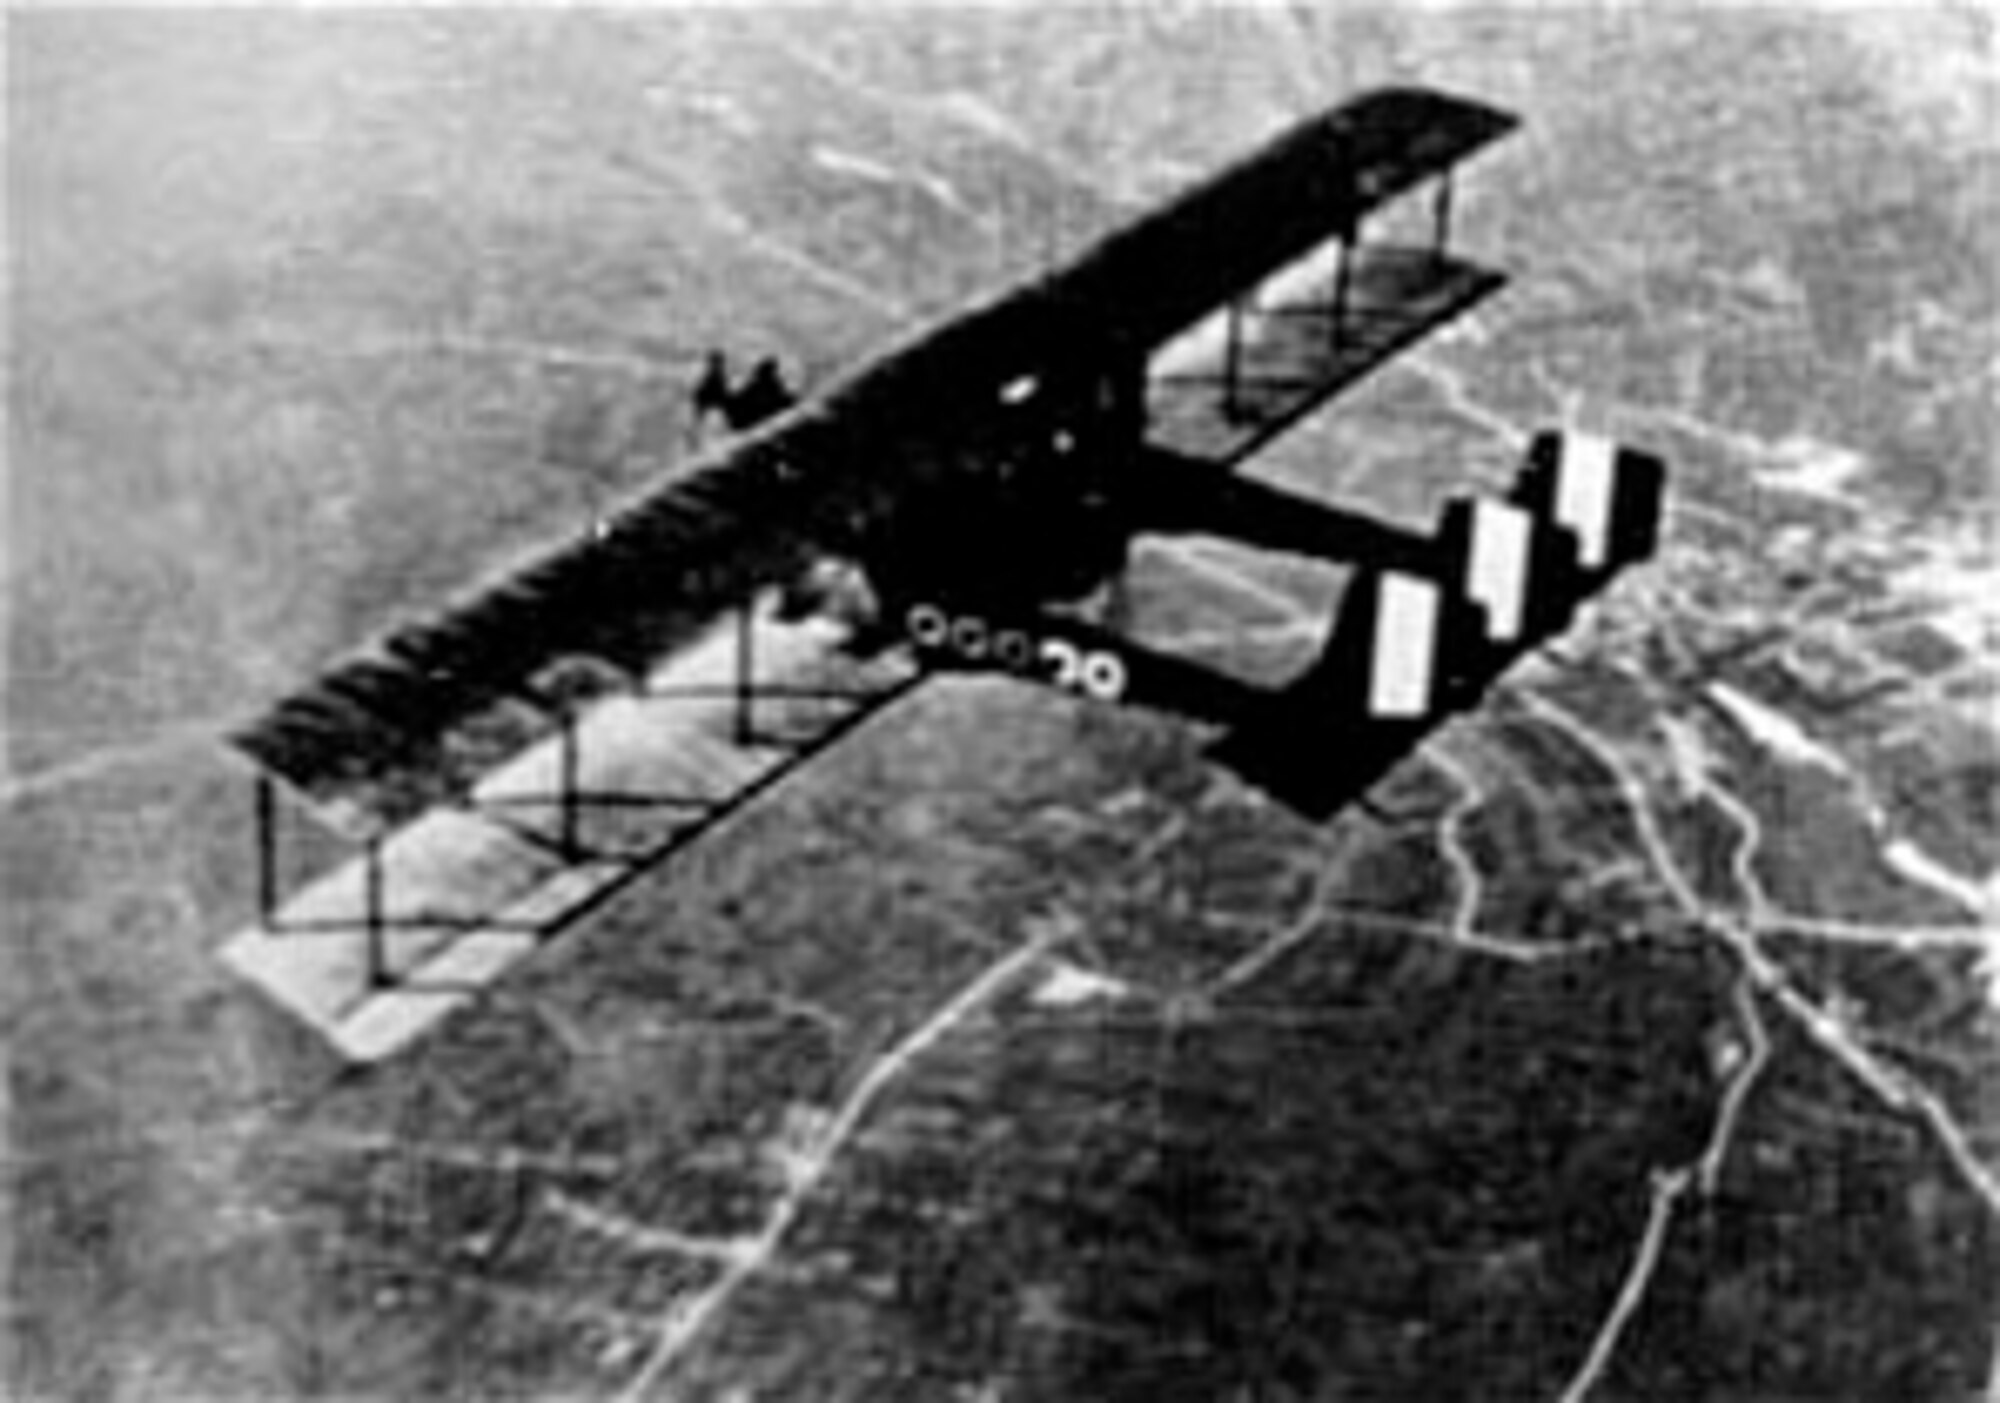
<box><xmin>1039</xmin><ymin>637</ymin><xmax>1128</xmax><ymax>701</ymax></box>
<box><xmin>906</xmin><ymin>604</ymin><xmax>1127</xmax><ymax>701</ymax></box>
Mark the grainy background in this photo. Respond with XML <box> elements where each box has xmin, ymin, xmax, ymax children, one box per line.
<box><xmin>7</xmin><ymin>5</ymin><xmax>1997</xmax><ymax>1400</ymax></box>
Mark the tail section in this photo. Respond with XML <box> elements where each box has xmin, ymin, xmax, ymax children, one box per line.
<box><xmin>1430</xmin><ymin>493</ymin><xmax>1547</xmax><ymax>703</ymax></box>
<box><xmin>1211</xmin><ymin>429</ymin><xmax>1667</xmax><ymax>818</ymax></box>
<box><xmin>1209</xmin><ymin>565</ymin><xmax>1482</xmax><ymax>817</ymax></box>
<box><xmin>1299</xmin><ymin>567</ymin><xmax>1474</xmax><ymax>720</ymax></box>
<box><xmin>892</xmin><ymin>427</ymin><xmax>1667</xmax><ymax>822</ymax></box>
<box><xmin>1512</xmin><ymin>429</ymin><xmax>1666</xmax><ymax>585</ymax></box>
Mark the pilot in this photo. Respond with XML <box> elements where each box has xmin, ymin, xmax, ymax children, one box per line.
<box><xmin>691</xmin><ymin>349</ymin><xmax>733</xmax><ymax>440</ymax></box>
<box><xmin>734</xmin><ymin>356</ymin><xmax>797</xmax><ymax>429</ymax></box>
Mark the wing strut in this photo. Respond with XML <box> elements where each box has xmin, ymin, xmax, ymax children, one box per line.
<box><xmin>255</xmin><ymin>772</ymin><xmax>280</xmax><ymax>931</ymax></box>
<box><xmin>363</xmin><ymin>837</ymin><xmax>388</xmax><ymax>991</ymax></box>
<box><xmin>557</xmin><ymin>711</ymin><xmax>583</xmax><ymax>860</ymax></box>
<box><xmin>1224</xmin><ymin>296</ymin><xmax>1248</xmax><ymax>421</ymax></box>
<box><xmin>1432</xmin><ymin>170</ymin><xmax>1453</xmax><ymax>259</ymax></box>
<box><xmin>734</xmin><ymin>601</ymin><xmax>758</xmax><ymax>745</ymax></box>
<box><xmin>1330</xmin><ymin>219</ymin><xmax>1357</xmax><ymax>351</ymax></box>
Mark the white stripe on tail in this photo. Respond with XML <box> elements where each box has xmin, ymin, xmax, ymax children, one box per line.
<box><xmin>1368</xmin><ymin>573</ymin><xmax>1441</xmax><ymax>719</ymax></box>
<box><xmin>1464</xmin><ymin>498</ymin><xmax>1533</xmax><ymax>642</ymax></box>
<box><xmin>1554</xmin><ymin>431</ymin><xmax>1618</xmax><ymax>569</ymax></box>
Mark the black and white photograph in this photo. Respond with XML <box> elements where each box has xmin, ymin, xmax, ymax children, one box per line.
<box><xmin>7</xmin><ymin>3</ymin><xmax>1998</xmax><ymax>1398</ymax></box>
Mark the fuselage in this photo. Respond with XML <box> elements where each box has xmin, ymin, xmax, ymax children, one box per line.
<box><xmin>849</xmin><ymin>359</ymin><xmax>1146</xmax><ymax>615</ymax></box>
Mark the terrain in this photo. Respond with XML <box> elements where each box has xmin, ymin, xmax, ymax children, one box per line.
<box><xmin>8</xmin><ymin>6</ymin><xmax>1998</xmax><ymax>1401</ymax></box>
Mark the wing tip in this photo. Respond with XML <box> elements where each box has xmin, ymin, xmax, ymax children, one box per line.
<box><xmin>1352</xmin><ymin>82</ymin><xmax>1520</xmax><ymax>134</ymax></box>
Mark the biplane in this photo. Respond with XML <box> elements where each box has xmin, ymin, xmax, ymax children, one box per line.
<box><xmin>221</xmin><ymin>86</ymin><xmax>1666</xmax><ymax>1061</ymax></box>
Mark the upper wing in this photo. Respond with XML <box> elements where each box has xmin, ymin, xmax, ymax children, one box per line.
<box><xmin>231</xmin><ymin>415</ymin><xmax>883</xmax><ymax>835</ymax></box>
<box><xmin>1038</xmin><ymin>87</ymin><xmax>1514</xmax><ymax>356</ymax></box>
